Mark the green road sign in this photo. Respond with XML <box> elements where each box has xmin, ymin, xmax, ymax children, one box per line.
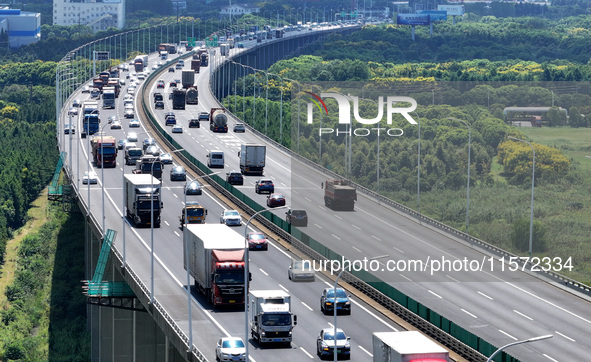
<box><xmin>205</xmin><ymin>35</ymin><xmax>218</xmax><ymax>47</ymax></box>
<box><xmin>188</xmin><ymin>37</ymin><xmax>196</xmax><ymax>47</ymax></box>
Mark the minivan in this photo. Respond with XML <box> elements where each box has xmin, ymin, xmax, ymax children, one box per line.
<box><xmin>207</xmin><ymin>150</ymin><xmax>224</xmax><ymax>168</ymax></box>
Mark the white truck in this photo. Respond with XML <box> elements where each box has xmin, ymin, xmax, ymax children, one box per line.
<box><xmin>102</xmin><ymin>87</ymin><xmax>116</xmax><ymax>108</ymax></box>
<box><xmin>124</xmin><ymin>174</ymin><xmax>162</xmax><ymax>228</ymax></box>
<box><xmin>372</xmin><ymin>331</ymin><xmax>449</xmax><ymax>362</ymax></box>
<box><xmin>220</xmin><ymin>43</ymin><xmax>230</xmax><ymax>56</ymax></box>
<box><xmin>238</xmin><ymin>144</ymin><xmax>266</xmax><ymax>175</ymax></box>
<box><xmin>184</xmin><ymin>224</ymin><xmax>247</xmax><ymax>308</ymax></box>
<box><xmin>249</xmin><ymin>290</ymin><xmax>297</xmax><ymax>345</ymax></box>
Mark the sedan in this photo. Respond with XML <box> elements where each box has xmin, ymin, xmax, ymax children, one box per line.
<box><xmin>145</xmin><ymin>145</ymin><xmax>160</xmax><ymax>156</ymax></box>
<box><xmin>233</xmin><ymin>123</ymin><xmax>245</xmax><ymax>132</ymax></box>
<box><xmin>117</xmin><ymin>139</ymin><xmax>128</xmax><ymax>150</ymax></box>
<box><xmin>81</xmin><ymin>85</ymin><xmax>90</xmax><ymax>93</ymax></box>
<box><xmin>82</xmin><ymin>171</ymin><xmax>98</xmax><ymax>185</ymax></box>
<box><xmin>288</xmin><ymin>260</ymin><xmax>315</xmax><ymax>281</ymax></box>
<box><xmin>129</xmin><ymin>119</ymin><xmax>140</xmax><ymax>128</ymax></box>
<box><xmin>64</xmin><ymin>124</ymin><xmax>76</xmax><ymax>135</ymax></box>
<box><xmin>172</xmin><ymin>124</ymin><xmax>183</xmax><ymax>133</ymax></box>
<box><xmin>160</xmin><ymin>153</ymin><xmax>173</xmax><ymax>164</ymax></box>
<box><xmin>127</xmin><ymin>86</ymin><xmax>136</xmax><ymax>95</ymax></box>
<box><xmin>68</xmin><ymin>107</ymin><xmax>78</xmax><ymax>115</ymax></box>
<box><xmin>216</xmin><ymin>337</ymin><xmax>246</xmax><ymax>362</ymax></box>
<box><xmin>155</xmin><ymin>101</ymin><xmax>164</xmax><ymax>109</ymax></box>
<box><xmin>220</xmin><ymin>210</ymin><xmax>241</xmax><ymax>226</ymax></box>
<box><xmin>127</xmin><ymin>132</ymin><xmax>138</xmax><ymax>142</ymax></box>
<box><xmin>286</xmin><ymin>209</ymin><xmax>308</xmax><ymax>227</ymax></box>
<box><xmin>320</xmin><ymin>288</ymin><xmax>351</xmax><ymax>315</ymax></box>
<box><xmin>110</xmin><ymin>120</ymin><xmax>122</xmax><ymax>129</ymax></box>
<box><xmin>124</xmin><ymin>109</ymin><xmax>135</xmax><ymax>118</ymax></box>
<box><xmin>168</xmin><ymin>67</ymin><xmax>175</xmax><ymax>72</ymax></box>
<box><xmin>185</xmin><ymin>180</ymin><xmax>203</xmax><ymax>195</ymax></box>
<box><xmin>226</xmin><ymin>171</ymin><xmax>243</xmax><ymax>185</ymax></box>
<box><xmin>156</xmin><ymin>80</ymin><xmax>165</xmax><ymax>88</ymax></box>
<box><xmin>247</xmin><ymin>232</ymin><xmax>268</xmax><ymax>251</ymax></box>
<box><xmin>170</xmin><ymin>166</ymin><xmax>186</xmax><ymax>181</ymax></box>
<box><xmin>266</xmin><ymin>194</ymin><xmax>286</xmax><ymax>207</ymax></box>
<box><xmin>169</xmin><ymin>80</ymin><xmax>177</xmax><ymax>88</ymax></box>
<box><xmin>316</xmin><ymin>328</ymin><xmax>351</xmax><ymax>360</ymax></box>
<box><xmin>255</xmin><ymin>179</ymin><xmax>274</xmax><ymax>194</ymax></box>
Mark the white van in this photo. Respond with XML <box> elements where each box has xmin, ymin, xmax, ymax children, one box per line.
<box><xmin>207</xmin><ymin>150</ymin><xmax>224</xmax><ymax>168</ymax></box>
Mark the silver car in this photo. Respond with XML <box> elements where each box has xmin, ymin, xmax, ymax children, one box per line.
<box><xmin>220</xmin><ymin>210</ymin><xmax>242</xmax><ymax>226</ymax></box>
<box><xmin>288</xmin><ymin>260</ymin><xmax>315</xmax><ymax>282</ymax></box>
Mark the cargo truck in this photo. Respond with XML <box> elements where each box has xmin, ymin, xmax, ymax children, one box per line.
<box><xmin>172</xmin><ymin>89</ymin><xmax>186</xmax><ymax>110</ymax></box>
<box><xmin>209</xmin><ymin>108</ymin><xmax>228</xmax><ymax>132</ymax></box>
<box><xmin>200</xmin><ymin>52</ymin><xmax>209</xmax><ymax>66</ymax></box>
<box><xmin>372</xmin><ymin>331</ymin><xmax>449</xmax><ymax>362</ymax></box>
<box><xmin>191</xmin><ymin>59</ymin><xmax>201</xmax><ymax>73</ymax></box>
<box><xmin>238</xmin><ymin>144</ymin><xmax>266</xmax><ymax>175</ymax></box>
<box><xmin>324</xmin><ymin>179</ymin><xmax>357</xmax><ymax>211</ymax></box>
<box><xmin>133</xmin><ymin>55</ymin><xmax>148</xmax><ymax>72</ymax></box>
<box><xmin>220</xmin><ymin>43</ymin><xmax>230</xmax><ymax>56</ymax></box>
<box><xmin>249</xmin><ymin>290</ymin><xmax>297</xmax><ymax>345</ymax></box>
<box><xmin>186</xmin><ymin>87</ymin><xmax>198</xmax><ymax>105</ymax></box>
<box><xmin>132</xmin><ymin>155</ymin><xmax>163</xmax><ymax>180</ymax></box>
<box><xmin>81</xmin><ymin>100</ymin><xmax>100</xmax><ymax>138</ymax></box>
<box><xmin>102</xmin><ymin>87</ymin><xmax>116</xmax><ymax>108</ymax></box>
<box><xmin>91</xmin><ymin>135</ymin><xmax>118</xmax><ymax>168</ymax></box>
<box><xmin>184</xmin><ymin>224</ymin><xmax>247</xmax><ymax>307</ymax></box>
<box><xmin>124</xmin><ymin>174</ymin><xmax>162</xmax><ymax>228</ymax></box>
<box><xmin>180</xmin><ymin>201</ymin><xmax>207</xmax><ymax>229</ymax></box>
<box><xmin>181</xmin><ymin>70</ymin><xmax>195</xmax><ymax>88</ymax></box>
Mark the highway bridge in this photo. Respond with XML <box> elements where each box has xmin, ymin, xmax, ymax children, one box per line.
<box><xmin>54</xmin><ymin>22</ymin><xmax>591</xmax><ymax>362</ymax></box>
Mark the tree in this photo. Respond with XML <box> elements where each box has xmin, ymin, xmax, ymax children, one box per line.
<box><xmin>511</xmin><ymin>218</ymin><xmax>547</xmax><ymax>253</ymax></box>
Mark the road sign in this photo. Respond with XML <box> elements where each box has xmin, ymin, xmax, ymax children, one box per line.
<box><xmin>188</xmin><ymin>37</ymin><xmax>196</xmax><ymax>47</ymax></box>
<box><xmin>94</xmin><ymin>51</ymin><xmax>110</xmax><ymax>61</ymax></box>
<box><xmin>418</xmin><ymin>10</ymin><xmax>447</xmax><ymax>22</ymax></box>
<box><xmin>397</xmin><ymin>14</ymin><xmax>430</xmax><ymax>26</ymax></box>
<box><xmin>205</xmin><ymin>36</ymin><xmax>218</xmax><ymax>47</ymax></box>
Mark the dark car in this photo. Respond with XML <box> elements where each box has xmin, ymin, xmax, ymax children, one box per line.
<box><xmin>226</xmin><ymin>171</ymin><xmax>244</xmax><ymax>185</ymax></box>
<box><xmin>320</xmin><ymin>288</ymin><xmax>351</xmax><ymax>315</ymax></box>
<box><xmin>255</xmin><ymin>179</ymin><xmax>274</xmax><ymax>194</ymax></box>
<box><xmin>266</xmin><ymin>194</ymin><xmax>286</xmax><ymax>208</ymax></box>
<box><xmin>165</xmin><ymin>112</ymin><xmax>176</xmax><ymax>126</ymax></box>
<box><xmin>153</xmin><ymin>92</ymin><xmax>163</xmax><ymax>102</ymax></box>
<box><xmin>143</xmin><ymin>138</ymin><xmax>156</xmax><ymax>150</ymax></box>
<box><xmin>286</xmin><ymin>209</ymin><xmax>308</xmax><ymax>227</ymax></box>
<box><xmin>117</xmin><ymin>139</ymin><xmax>128</xmax><ymax>150</ymax></box>
<box><xmin>155</xmin><ymin>101</ymin><xmax>164</xmax><ymax>109</ymax></box>
<box><xmin>198</xmin><ymin>111</ymin><xmax>210</xmax><ymax>122</ymax></box>
<box><xmin>168</xmin><ymin>67</ymin><xmax>174</xmax><ymax>72</ymax></box>
<box><xmin>170</xmin><ymin>166</ymin><xmax>186</xmax><ymax>181</ymax></box>
<box><xmin>185</xmin><ymin>180</ymin><xmax>202</xmax><ymax>195</ymax></box>
<box><xmin>188</xmin><ymin>119</ymin><xmax>200</xmax><ymax>128</ymax></box>
<box><xmin>169</xmin><ymin>80</ymin><xmax>177</xmax><ymax>87</ymax></box>
<box><xmin>247</xmin><ymin>232</ymin><xmax>268</xmax><ymax>251</ymax></box>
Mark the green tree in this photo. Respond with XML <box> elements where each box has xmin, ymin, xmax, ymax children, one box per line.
<box><xmin>511</xmin><ymin>218</ymin><xmax>547</xmax><ymax>252</ymax></box>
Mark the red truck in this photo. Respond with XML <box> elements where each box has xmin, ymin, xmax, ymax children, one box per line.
<box><xmin>91</xmin><ymin>135</ymin><xmax>118</xmax><ymax>168</ymax></box>
<box><xmin>324</xmin><ymin>179</ymin><xmax>357</xmax><ymax>211</ymax></box>
<box><xmin>184</xmin><ymin>224</ymin><xmax>247</xmax><ymax>308</ymax></box>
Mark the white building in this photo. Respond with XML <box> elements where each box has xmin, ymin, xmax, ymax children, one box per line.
<box><xmin>0</xmin><ymin>8</ymin><xmax>41</xmax><ymax>48</ymax></box>
<box><xmin>53</xmin><ymin>0</ymin><xmax>125</xmax><ymax>32</ymax></box>
<box><xmin>220</xmin><ymin>4</ymin><xmax>260</xmax><ymax>17</ymax></box>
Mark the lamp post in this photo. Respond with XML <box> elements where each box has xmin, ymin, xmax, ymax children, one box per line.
<box><xmin>332</xmin><ymin>254</ymin><xmax>387</xmax><ymax>361</ymax></box>
<box><xmin>448</xmin><ymin>117</ymin><xmax>471</xmax><ymax>234</ymax></box>
<box><xmin>508</xmin><ymin>136</ymin><xmax>536</xmax><ymax>257</ymax></box>
<box><xmin>100</xmin><ymin>119</ymin><xmax>113</xmax><ymax>233</ymax></box>
<box><xmin>486</xmin><ymin>334</ymin><xmax>552</xmax><ymax>362</ymax></box>
<box><xmin>244</xmin><ymin>205</ymin><xmax>288</xmax><ymax>361</ymax></box>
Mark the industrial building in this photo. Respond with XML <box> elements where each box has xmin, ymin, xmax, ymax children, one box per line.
<box><xmin>0</xmin><ymin>7</ymin><xmax>41</xmax><ymax>48</ymax></box>
<box><xmin>53</xmin><ymin>0</ymin><xmax>125</xmax><ymax>32</ymax></box>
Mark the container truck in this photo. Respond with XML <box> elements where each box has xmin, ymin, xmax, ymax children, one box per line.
<box><xmin>172</xmin><ymin>89</ymin><xmax>186</xmax><ymax>110</ymax></box>
<box><xmin>184</xmin><ymin>224</ymin><xmax>247</xmax><ymax>307</ymax></box>
<box><xmin>124</xmin><ymin>174</ymin><xmax>162</xmax><ymax>228</ymax></box>
<box><xmin>102</xmin><ymin>87</ymin><xmax>116</xmax><ymax>108</ymax></box>
<box><xmin>372</xmin><ymin>331</ymin><xmax>449</xmax><ymax>362</ymax></box>
<box><xmin>186</xmin><ymin>87</ymin><xmax>198</xmax><ymax>105</ymax></box>
<box><xmin>191</xmin><ymin>59</ymin><xmax>201</xmax><ymax>73</ymax></box>
<box><xmin>238</xmin><ymin>144</ymin><xmax>266</xmax><ymax>175</ymax></box>
<box><xmin>249</xmin><ymin>290</ymin><xmax>297</xmax><ymax>345</ymax></box>
<box><xmin>220</xmin><ymin>43</ymin><xmax>230</xmax><ymax>56</ymax></box>
<box><xmin>133</xmin><ymin>55</ymin><xmax>148</xmax><ymax>72</ymax></box>
<box><xmin>132</xmin><ymin>155</ymin><xmax>163</xmax><ymax>180</ymax></box>
<box><xmin>200</xmin><ymin>52</ymin><xmax>209</xmax><ymax>66</ymax></box>
<box><xmin>324</xmin><ymin>179</ymin><xmax>357</xmax><ymax>211</ymax></box>
<box><xmin>179</xmin><ymin>201</ymin><xmax>207</xmax><ymax>229</ymax></box>
<box><xmin>181</xmin><ymin>70</ymin><xmax>195</xmax><ymax>88</ymax></box>
<box><xmin>209</xmin><ymin>108</ymin><xmax>228</xmax><ymax>132</ymax></box>
<box><xmin>81</xmin><ymin>100</ymin><xmax>100</xmax><ymax>138</ymax></box>
<box><xmin>91</xmin><ymin>135</ymin><xmax>118</xmax><ymax>168</ymax></box>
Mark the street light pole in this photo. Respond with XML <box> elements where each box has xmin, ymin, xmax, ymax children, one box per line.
<box><xmin>244</xmin><ymin>205</ymin><xmax>288</xmax><ymax>361</ymax></box>
<box><xmin>508</xmin><ymin>136</ymin><xmax>536</xmax><ymax>257</ymax></box>
<box><xmin>486</xmin><ymin>334</ymin><xmax>552</xmax><ymax>362</ymax></box>
<box><xmin>448</xmin><ymin>117</ymin><xmax>471</xmax><ymax>234</ymax></box>
<box><xmin>100</xmin><ymin>119</ymin><xmax>113</xmax><ymax>233</ymax></box>
<box><xmin>413</xmin><ymin>112</ymin><xmax>421</xmax><ymax>217</ymax></box>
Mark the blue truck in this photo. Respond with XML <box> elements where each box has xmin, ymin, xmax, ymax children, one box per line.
<box><xmin>81</xmin><ymin>100</ymin><xmax>100</xmax><ymax>138</ymax></box>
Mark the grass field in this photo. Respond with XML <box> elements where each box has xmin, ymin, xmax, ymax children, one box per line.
<box><xmin>521</xmin><ymin>127</ymin><xmax>591</xmax><ymax>172</ymax></box>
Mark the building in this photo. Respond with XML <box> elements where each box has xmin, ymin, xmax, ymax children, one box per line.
<box><xmin>220</xmin><ymin>3</ymin><xmax>260</xmax><ymax>17</ymax></box>
<box><xmin>53</xmin><ymin>0</ymin><xmax>125</xmax><ymax>32</ymax></box>
<box><xmin>0</xmin><ymin>7</ymin><xmax>41</xmax><ymax>48</ymax></box>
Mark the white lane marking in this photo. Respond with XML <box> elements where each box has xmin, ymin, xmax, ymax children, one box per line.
<box><xmin>392</xmin><ymin>246</ymin><xmax>404</xmax><ymax>254</ymax></box>
<box><xmin>461</xmin><ymin>309</ymin><xmax>478</xmax><ymax>319</ymax></box>
<box><xmin>315</xmin><ymin>224</ymin><xmax>323</xmax><ymax>229</ymax></box>
<box><xmin>371</xmin><ymin>235</ymin><xmax>381</xmax><ymax>241</ymax></box>
<box><xmin>304</xmin><ymin>197</ymin><xmax>311</xmax><ymax>202</ymax></box>
<box><xmin>543</xmin><ymin>354</ymin><xmax>559</xmax><ymax>361</ymax></box>
<box><xmin>352</xmin><ymin>224</ymin><xmax>361</xmax><ymax>230</ymax></box>
<box><xmin>513</xmin><ymin>310</ymin><xmax>533</xmax><ymax>321</ymax></box>
<box><xmin>299</xmin><ymin>347</ymin><xmax>314</xmax><ymax>359</ymax></box>
<box><xmin>278</xmin><ymin>284</ymin><xmax>289</xmax><ymax>293</ymax></box>
<box><xmin>301</xmin><ymin>302</ymin><xmax>313</xmax><ymax>311</ymax></box>
<box><xmin>321</xmin><ymin>280</ymin><xmax>397</xmax><ymax>331</ymax></box>
<box><xmin>332</xmin><ymin>234</ymin><xmax>341</xmax><ymax>240</ymax></box>
<box><xmin>359</xmin><ymin>346</ymin><xmax>373</xmax><ymax>357</ymax></box>
<box><xmin>400</xmin><ymin>274</ymin><xmax>413</xmax><ymax>282</ymax></box>
<box><xmin>445</xmin><ymin>275</ymin><xmax>460</xmax><ymax>282</ymax></box>
<box><xmin>555</xmin><ymin>331</ymin><xmax>575</xmax><ymax>342</ymax></box>
<box><xmin>352</xmin><ymin>246</ymin><xmax>362</xmax><ymax>253</ymax></box>
<box><xmin>428</xmin><ymin>290</ymin><xmax>442</xmax><ymax>299</ymax></box>
<box><xmin>259</xmin><ymin>268</ymin><xmax>268</xmax><ymax>276</ymax></box>
<box><xmin>173</xmin><ymin>231</ymin><xmax>179</xmax><ymax>237</ymax></box>
<box><xmin>164</xmin><ymin>221</ymin><xmax>169</xmax><ymax>226</ymax></box>
<box><xmin>334</xmin><ymin>215</ymin><xmax>342</xmax><ymax>220</ymax></box>
<box><xmin>327</xmin><ymin>322</ymin><xmax>334</xmax><ymax>328</ymax></box>
<box><xmin>173</xmin><ymin>193</ymin><xmax>178</xmax><ymax>198</ymax></box>
<box><xmin>498</xmin><ymin>330</ymin><xmax>517</xmax><ymax>341</ymax></box>
<box><xmin>477</xmin><ymin>291</ymin><xmax>493</xmax><ymax>300</ymax></box>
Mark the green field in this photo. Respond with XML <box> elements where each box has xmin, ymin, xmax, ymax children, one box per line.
<box><xmin>521</xmin><ymin>127</ymin><xmax>591</xmax><ymax>172</ymax></box>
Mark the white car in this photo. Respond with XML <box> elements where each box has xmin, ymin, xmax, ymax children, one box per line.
<box><xmin>216</xmin><ymin>337</ymin><xmax>246</xmax><ymax>362</ymax></box>
<box><xmin>172</xmin><ymin>124</ymin><xmax>183</xmax><ymax>133</ymax></box>
<box><xmin>82</xmin><ymin>171</ymin><xmax>98</xmax><ymax>185</ymax></box>
<box><xmin>68</xmin><ymin>107</ymin><xmax>79</xmax><ymax>115</ymax></box>
<box><xmin>137</xmin><ymin>73</ymin><xmax>146</xmax><ymax>80</ymax></box>
<box><xmin>220</xmin><ymin>210</ymin><xmax>242</xmax><ymax>226</ymax></box>
<box><xmin>129</xmin><ymin>119</ymin><xmax>140</xmax><ymax>128</ymax></box>
<box><xmin>124</xmin><ymin>109</ymin><xmax>135</xmax><ymax>118</ymax></box>
<box><xmin>160</xmin><ymin>153</ymin><xmax>173</xmax><ymax>164</ymax></box>
<box><xmin>110</xmin><ymin>120</ymin><xmax>122</xmax><ymax>129</ymax></box>
<box><xmin>127</xmin><ymin>86</ymin><xmax>136</xmax><ymax>95</ymax></box>
<box><xmin>127</xmin><ymin>132</ymin><xmax>138</xmax><ymax>142</ymax></box>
